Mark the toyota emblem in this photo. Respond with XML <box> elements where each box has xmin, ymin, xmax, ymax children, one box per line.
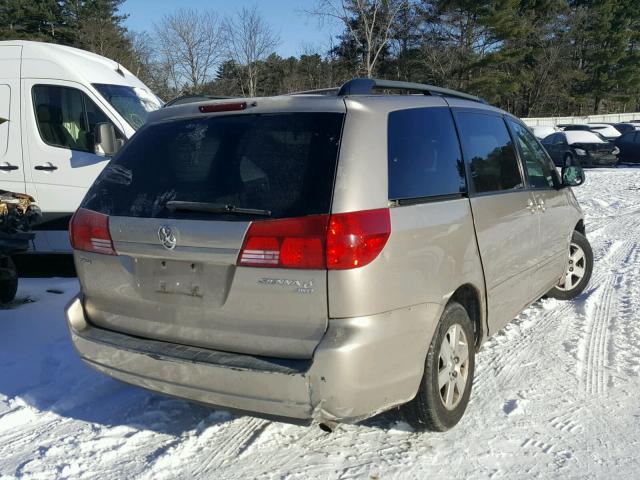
<box><xmin>158</xmin><ymin>226</ymin><xmax>177</xmax><ymax>250</ymax></box>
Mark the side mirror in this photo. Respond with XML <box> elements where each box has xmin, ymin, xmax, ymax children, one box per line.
<box><xmin>561</xmin><ymin>165</ymin><xmax>585</xmax><ymax>187</ymax></box>
<box><xmin>94</xmin><ymin>123</ymin><xmax>119</xmax><ymax>157</ymax></box>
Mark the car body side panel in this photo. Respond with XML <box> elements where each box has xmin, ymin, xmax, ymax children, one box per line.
<box><xmin>329</xmin><ymin>97</ymin><xmax>486</xmax><ymax>335</ymax></box>
<box><xmin>469</xmin><ymin>191</ymin><xmax>540</xmax><ymax>334</ymax></box>
<box><xmin>328</xmin><ymin>199</ymin><xmax>486</xmax><ymax>327</ymax></box>
<box><xmin>530</xmin><ymin>188</ymin><xmax>580</xmax><ymax>296</ymax></box>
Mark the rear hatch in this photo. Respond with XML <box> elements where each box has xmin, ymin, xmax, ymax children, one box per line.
<box><xmin>74</xmin><ymin>105</ymin><xmax>345</xmax><ymax>358</ymax></box>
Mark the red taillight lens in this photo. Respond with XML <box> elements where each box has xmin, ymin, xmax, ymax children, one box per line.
<box><xmin>237</xmin><ymin>208</ymin><xmax>391</xmax><ymax>270</ymax></box>
<box><xmin>238</xmin><ymin>215</ymin><xmax>329</xmax><ymax>269</ymax></box>
<box><xmin>69</xmin><ymin>208</ymin><xmax>115</xmax><ymax>255</ymax></box>
<box><xmin>326</xmin><ymin>208</ymin><xmax>391</xmax><ymax>269</ymax></box>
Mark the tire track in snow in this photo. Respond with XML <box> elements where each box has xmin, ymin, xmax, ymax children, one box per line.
<box><xmin>577</xmin><ymin>226</ymin><xmax>640</xmax><ymax>396</ymax></box>
<box><xmin>140</xmin><ymin>415</ymin><xmax>267</xmax><ymax>479</ymax></box>
<box><xmin>193</xmin><ymin>417</ymin><xmax>268</xmax><ymax>476</ymax></box>
<box><xmin>580</xmin><ymin>276</ymin><xmax>614</xmax><ymax>395</ymax></box>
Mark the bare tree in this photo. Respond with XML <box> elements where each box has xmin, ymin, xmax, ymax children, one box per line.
<box><xmin>224</xmin><ymin>6</ymin><xmax>281</xmax><ymax>97</ymax></box>
<box><xmin>153</xmin><ymin>9</ymin><xmax>223</xmax><ymax>93</ymax></box>
<box><xmin>309</xmin><ymin>0</ymin><xmax>408</xmax><ymax>77</ymax></box>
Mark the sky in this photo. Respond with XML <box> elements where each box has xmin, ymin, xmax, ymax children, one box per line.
<box><xmin>121</xmin><ymin>0</ymin><xmax>341</xmax><ymax>58</ymax></box>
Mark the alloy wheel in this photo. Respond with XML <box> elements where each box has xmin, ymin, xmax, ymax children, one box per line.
<box><xmin>557</xmin><ymin>242</ymin><xmax>586</xmax><ymax>291</ymax></box>
<box><xmin>438</xmin><ymin>323</ymin><xmax>470</xmax><ymax>410</ymax></box>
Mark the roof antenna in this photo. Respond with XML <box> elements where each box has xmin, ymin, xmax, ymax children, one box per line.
<box><xmin>115</xmin><ymin>63</ymin><xmax>125</xmax><ymax>77</ymax></box>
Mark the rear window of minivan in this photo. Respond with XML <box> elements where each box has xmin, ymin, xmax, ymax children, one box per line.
<box><xmin>82</xmin><ymin>112</ymin><xmax>344</xmax><ymax>220</ymax></box>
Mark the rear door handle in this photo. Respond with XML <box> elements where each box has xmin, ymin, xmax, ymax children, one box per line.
<box><xmin>0</xmin><ymin>162</ymin><xmax>18</xmax><ymax>171</ymax></box>
<box><xmin>34</xmin><ymin>162</ymin><xmax>58</xmax><ymax>171</ymax></box>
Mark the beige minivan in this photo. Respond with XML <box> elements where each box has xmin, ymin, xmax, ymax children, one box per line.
<box><xmin>65</xmin><ymin>78</ymin><xmax>592</xmax><ymax>432</ymax></box>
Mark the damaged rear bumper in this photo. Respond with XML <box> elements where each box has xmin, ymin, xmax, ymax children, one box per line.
<box><xmin>65</xmin><ymin>295</ymin><xmax>439</xmax><ymax>424</ymax></box>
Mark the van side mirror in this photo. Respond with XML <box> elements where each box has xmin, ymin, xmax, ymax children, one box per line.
<box><xmin>94</xmin><ymin>123</ymin><xmax>119</xmax><ymax>157</ymax></box>
<box><xmin>561</xmin><ymin>165</ymin><xmax>585</xmax><ymax>187</ymax></box>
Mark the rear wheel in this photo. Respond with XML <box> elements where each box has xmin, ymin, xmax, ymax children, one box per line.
<box><xmin>401</xmin><ymin>302</ymin><xmax>475</xmax><ymax>432</ymax></box>
<box><xmin>547</xmin><ymin>231</ymin><xmax>593</xmax><ymax>300</ymax></box>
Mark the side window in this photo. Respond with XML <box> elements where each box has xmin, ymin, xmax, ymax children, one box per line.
<box><xmin>387</xmin><ymin>107</ymin><xmax>465</xmax><ymax>200</ymax></box>
<box><xmin>32</xmin><ymin>85</ymin><xmax>117</xmax><ymax>153</ymax></box>
<box><xmin>508</xmin><ymin>120</ymin><xmax>557</xmax><ymax>189</ymax></box>
<box><xmin>455</xmin><ymin>112</ymin><xmax>523</xmax><ymax>194</ymax></box>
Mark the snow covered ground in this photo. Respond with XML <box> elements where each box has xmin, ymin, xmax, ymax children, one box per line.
<box><xmin>2</xmin><ymin>167</ymin><xmax>640</xmax><ymax>479</ymax></box>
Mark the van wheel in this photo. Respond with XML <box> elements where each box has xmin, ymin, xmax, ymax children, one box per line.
<box><xmin>547</xmin><ymin>231</ymin><xmax>593</xmax><ymax>300</ymax></box>
<box><xmin>400</xmin><ymin>302</ymin><xmax>475</xmax><ymax>432</ymax></box>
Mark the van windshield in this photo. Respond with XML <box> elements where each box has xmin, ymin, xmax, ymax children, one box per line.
<box><xmin>82</xmin><ymin>112</ymin><xmax>345</xmax><ymax>220</ymax></box>
<box><xmin>93</xmin><ymin>84</ymin><xmax>162</xmax><ymax>130</ymax></box>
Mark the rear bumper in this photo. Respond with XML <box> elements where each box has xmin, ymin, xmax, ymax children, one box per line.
<box><xmin>65</xmin><ymin>295</ymin><xmax>438</xmax><ymax>424</ymax></box>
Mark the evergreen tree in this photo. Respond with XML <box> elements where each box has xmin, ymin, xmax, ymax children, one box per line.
<box><xmin>0</xmin><ymin>0</ymin><xmax>69</xmax><ymax>42</ymax></box>
<box><xmin>569</xmin><ymin>0</ymin><xmax>640</xmax><ymax>113</ymax></box>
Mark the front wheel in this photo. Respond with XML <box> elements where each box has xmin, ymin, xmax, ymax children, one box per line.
<box><xmin>400</xmin><ymin>302</ymin><xmax>475</xmax><ymax>432</ymax></box>
<box><xmin>547</xmin><ymin>231</ymin><xmax>593</xmax><ymax>300</ymax></box>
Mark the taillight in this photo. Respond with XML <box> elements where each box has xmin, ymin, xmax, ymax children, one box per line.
<box><xmin>69</xmin><ymin>208</ymin><xmax>115</xmax><ymax>255</ymax></box>
<box><xmin>326</xmin><ymin>209</ymin><xmax>391</xmax><ymax>269</ymax></box>
<box><xmin>238</xmin><ymin>215</ymin><xmax>329</xmax><ymax>269</ymax></box>
<box><xmin>237</xmin><ymin>208</ymin><xmax>390</xmax><ymax>270</ymax></box>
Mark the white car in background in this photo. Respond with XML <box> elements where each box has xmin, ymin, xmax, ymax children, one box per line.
<box><xmin>587</xmin><ymin>123</ymin><xmax>622</xmax><ymax>141</ymax></box>
<box><xmin>531</xmin><ymin>125</ymin><xmax>558</xmax><ymax>140</ymax></box>
<box><xmin>0</xmin><ymin>40</ymin><xmax>162</xmax><ymax>252</ymax></box>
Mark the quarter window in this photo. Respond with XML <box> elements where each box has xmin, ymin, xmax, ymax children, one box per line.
<box><xmin>455</xmin><ymin>112</ymin><xmax>523</xmax><ymax>194</ymax></box>
<box><xmin>508</xmin><ymin>120</ymin><xmax>557</xmax><ymax>189</ymax></box>
<box><xmin>32</xmin><ymin>85</ymin><xmax>118</xmax><ymax>153</ymax></box>
<box><xmin>387</xmin><ymin>107</ymin><xmax>465</xmax><ymax>200</ymax></box>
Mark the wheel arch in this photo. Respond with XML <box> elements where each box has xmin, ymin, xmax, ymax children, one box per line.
<box><xmin>448</xmin><ymin>284</ymin><xmax>484</xmax><ymax>350</ymax></box>
<box><xmin>574</xmin><ymin>219</ymin><xmax>585</xmax><ymax>235</ymax></box>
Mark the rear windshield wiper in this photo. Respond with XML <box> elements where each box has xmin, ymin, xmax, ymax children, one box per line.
<box><xmin>166</xmin><ymin>201</ymin><xmax>271</xmax><ymax>216</ymax></box>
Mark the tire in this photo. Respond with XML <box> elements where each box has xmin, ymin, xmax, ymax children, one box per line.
<box><xmin>0</xmin><ymin>256</ymin><xmax>18</xmax><ymax>303</ymax></box>
<box><xmin>400</xmin><ymin>302</ymin><xmax>475</xmax><ymax>432</ymax></box>
<box><xmin>546</xmin><ymin>231</ymin><xmax>593</xmax><ymax>300</ymax></box>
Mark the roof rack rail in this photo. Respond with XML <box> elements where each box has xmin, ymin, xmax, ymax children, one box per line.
<box><xmin>337</xmin><ymin>78</ymin><xmax>486</xmax><ymax>103</ymax></box>
<box><xmin>287</xmin><ymin>87</ymin><xmax>340</xmax><ymax>96</ymax></box>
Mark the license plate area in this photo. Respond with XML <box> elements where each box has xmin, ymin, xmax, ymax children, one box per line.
<box><xmin>157</xmin><ymin>259</ymin><xmax>203</xmax><ymax>297</ymax></box>
<box><xmin>132</xmin><ymin>257</ymin><xmax>234</xmax><ymax>307</ymax></box>
<box><xmin>137</xmin><ymin>258</ymin><xmax>204</xmax><ymax>297</ymax></box>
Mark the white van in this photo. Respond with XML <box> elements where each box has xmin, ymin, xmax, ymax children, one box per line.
<box><xmin>0</xmin><ymin>40</ymin><xmax>162</xmax><ymax>252</ymax></box>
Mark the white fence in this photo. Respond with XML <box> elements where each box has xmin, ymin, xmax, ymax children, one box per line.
<box><xmin>522</xmin><ymin>112</ymin><xmax>640</xmax><ymax>127</ymax></box>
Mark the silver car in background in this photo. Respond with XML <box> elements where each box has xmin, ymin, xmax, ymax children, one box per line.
<box><xmin>65</xmin><ymin>78</ymin><xmax>593</xmax><ymax>432</ymax></box>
